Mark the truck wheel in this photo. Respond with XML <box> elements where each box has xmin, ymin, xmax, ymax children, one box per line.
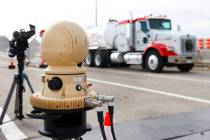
<box><xmin>145</xmin><ymin>50</ymin><xmax>164</xmax><ymax>73</ymax></box>
<box><xmin>177</xmin><ymin>64</ymin><xmax>194</xmax><ymax>72</ymax></box>
<box><xmin>85</xmin><ymin>51</ymin><xmax>94</xmax><ymax>67</ymax></box>
<box><xmin>94</xmin><ymin>50</ymin><xmax>108</xmax><ymax>68</ymax></box>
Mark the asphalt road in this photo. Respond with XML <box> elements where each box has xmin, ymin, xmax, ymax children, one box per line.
<box><xmin>0</xmin><ymin>59</ymin><xmax>210</xmax><ymax>139</ymax></box>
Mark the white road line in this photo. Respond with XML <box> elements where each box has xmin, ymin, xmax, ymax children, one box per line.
<box><xmin>1</xmin><ymin>59</ymin><xmax>210</xmax><ymax>84</ymax></box>
<box><xmin>0</xmin><ymin>108</ymin><xmax>27</xmax><ymax>140</ymax></box>
<box><xmin>30</xmin><ymin>66</ymin><xmax>210</xmax><ymax>84</ymax></box>
<box><xmin>143</xmin><ymin>73</ymin><xmax>210</xmax><ymax>84</ymax></box>
<box><xmin>88</xmin><ymin>78</ymin><xmax>210</xmax><ymax>104</ymax></box>
<box><xmin>26</xmin><ymin>67</ymin><xmax>210</xmax><ymax>104</ymax></box>
<box><xmin>2</xmin><ymin>62</ymin><xmax>210</xmax><ymax>104</ymax></box>
<box><xmin>101</xmin><ymin>69</ymin><xmax>210</xmax><ymax>84</ymax></box>
<box><xmin>0</xmin><ymin>61</ymin><xmax>210</xmax><ymax>139</ymax></box>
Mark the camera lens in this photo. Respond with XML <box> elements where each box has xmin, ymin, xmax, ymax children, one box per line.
<box><xmin>48</xmin><ymin>77</ymin><xmax>63</xmax><ymax>91</ymax></box>
<box><xmin>13</xmin><ymin>31</ymin><xmax>21</xmax><ymax>40</ymax></box>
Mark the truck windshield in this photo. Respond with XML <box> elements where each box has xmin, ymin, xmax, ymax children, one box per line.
<box><xmin>148</xmin><ymin>19</ymin><xmax>171</xmax><ymax>30</ymax></box>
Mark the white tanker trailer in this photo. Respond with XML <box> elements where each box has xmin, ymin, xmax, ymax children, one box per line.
<box><xmin>85</xmin><ymin>16</ymin><xmax>197</xmax><ymax>72</ymax></box>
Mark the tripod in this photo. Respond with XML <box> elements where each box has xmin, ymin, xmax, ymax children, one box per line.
<box><xmin>0</xmin><ymin>55</ymin><xmax>34</xmax><ymax>124</ymax></box>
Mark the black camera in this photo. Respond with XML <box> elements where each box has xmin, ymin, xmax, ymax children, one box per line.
<box><xmin>9</xmin><ymin>24</ymin><xmax>35</xmax><ymax>58</ymax></box>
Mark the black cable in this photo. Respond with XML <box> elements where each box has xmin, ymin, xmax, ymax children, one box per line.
<box><xmin>108</xmin><ymin>104</ymin><xmax>116</xmax><ymax>140</ymax></box>
<box><xmin>97</xmin><ymin>108</ymin><xmax>107</xmax><ymax>140</ymax></box>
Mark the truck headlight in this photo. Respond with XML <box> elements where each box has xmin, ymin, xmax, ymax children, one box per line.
<box><xmin>167</xmin><ymin>46</ymin><xmax>174</xmax><ymax>52</ymax></box>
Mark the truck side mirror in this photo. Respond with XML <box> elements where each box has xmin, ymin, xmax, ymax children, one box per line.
<box><xmin>143</xmin><ymin>37</ymin><xmax>148</xmax><ymax>44</ymax></box>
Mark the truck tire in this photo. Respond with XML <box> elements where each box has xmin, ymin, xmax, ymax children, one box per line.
<box><xmin>85</xmin><ymin>51</ymin><xmax>94</xmax><ymax>67</ymax></box>
<box><xmin>177</xmin><ymin>64</ymin><xmax>194</xmax><ymax>72</ymax></box>
<box><xmin>94</xmin><ymin>50</ymin><xmax>108</xmax><ymax>68</ymax></box>
<box><xmin>145</xmin><ymin>50</ymin><xmax>164</xmax><ymax>73</ymax></box>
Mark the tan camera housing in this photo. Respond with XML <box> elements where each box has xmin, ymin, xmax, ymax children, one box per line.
<box><xmin>30</xmin><ymin>21</ymin><xmax>96</xmax><ymax>110</ymax></box>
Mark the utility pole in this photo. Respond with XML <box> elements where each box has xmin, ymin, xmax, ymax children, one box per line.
<box><xmin>95</xmin><ymin>0</ymin><xmax>98</xmax><ymax>27</ymax></box>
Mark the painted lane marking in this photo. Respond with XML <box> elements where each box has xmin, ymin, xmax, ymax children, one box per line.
<box><xmin>30</xmin><ymin>66</ymin><xmax>210</xmax><ymax>85</ymax></box>
<box><xmin>0</xmin><ymin>59</ymin><xmax>210</xmax><ymax>85</ymax></box>
<box><xmin>90</xmin><ymin>68</ymin><xmax>210</xmax><ymax>84</ymax></box>
<box><xmin>88</xmin><ymin>78</ymin><xmax>210</xmax><ymax>104</ymax></box>
<box><xmin>144</xmin><ymin>73</ymin><xmax>210</xmax><ymax>84</ymax></box>
<box><xmin>4</xmin><ymin>64</ymin><xmax>210</xmax><ymax>104</ymax></box>
<box><xmin>0</xmin><ymin>62</ymin><xmax>209</xmax><ymax>139</ymax></box>
<box><xmin>27</xmin><ymin>67</ymin><xmax>210</xmax><ymax>104</ymax></box>
<box><xmin>0</xmin><ymin>108</ymin><xmax>27</xmax><ymax>140</ymax></box>
<box><xmin>130</xmin><ymin>72</ymin><xmax>210</xmax><ymax>84</ymax></box>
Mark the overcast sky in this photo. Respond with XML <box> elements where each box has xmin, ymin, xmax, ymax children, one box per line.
<box><xmin>0</xmin><ymin>0</ymin><xmax>209</xmax><ymax>37</ymax></box>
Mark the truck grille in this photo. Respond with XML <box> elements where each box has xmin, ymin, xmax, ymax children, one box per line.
<box><xmin>181</xmin><ymin>38</ymin><xmax>196</xmax><ymax>54</ymax></box>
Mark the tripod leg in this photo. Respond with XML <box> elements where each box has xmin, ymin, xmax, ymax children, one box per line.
<box><xmin>15</xmin><ymin>75</ymin><xmax>24</xmax><ymax>120</ymax></box>
<box><xmin>15</xmin><ymin>90</ymin><xmax>18</xmax><ymax>113</ymax></box>
<box><xmin>0</xmin><ymin>76</ymin><xmax>17</xmax><ymax>124</ymax></box>
<box><xmin>24</xmin><ymin>74</ymin><xmax>34</xmax><ymax>93</ymax></box>
<box><xmin>14</xmin><ymin>84</ymin><xmax>19</xmax><ymax>114</ymax></box>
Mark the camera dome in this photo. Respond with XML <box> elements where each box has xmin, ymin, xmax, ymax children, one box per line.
<box><xmin>41</xmin><ymin>21</ymin><xmax>88</xmax><ymax>67</ymax></box>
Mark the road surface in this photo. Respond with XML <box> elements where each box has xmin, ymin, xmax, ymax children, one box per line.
<box><xmin>0</xmin><ymin>59</ymin><xmax>210</xmax><ymax>139</ymax></box>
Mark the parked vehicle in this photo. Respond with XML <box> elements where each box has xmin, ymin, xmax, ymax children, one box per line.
<box><xmin>85</xmin><ymin>16</ymin><xmax>197</xmax><ymax>72</ymax></box>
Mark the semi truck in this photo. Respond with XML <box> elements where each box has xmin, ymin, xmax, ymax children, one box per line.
<box><xmin>85</xmin><ymin>16</ymin><xmax>197</xmax><ymax>72</ymax></box>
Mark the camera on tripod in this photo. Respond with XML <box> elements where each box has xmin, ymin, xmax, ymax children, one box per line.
<box><xmin>0</xmin><ymin>24</ymin><xmax>35</xmax><ymax>125</ymax></box>
<box><xmin>9</xmin><ymin>24</ymin><xmax>35</xmax><ymax>58</ymax></box>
